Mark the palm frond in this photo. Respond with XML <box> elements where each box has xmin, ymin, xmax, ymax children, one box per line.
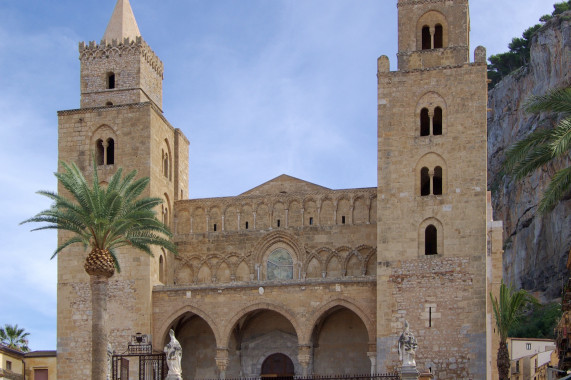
<box><xmin>549</xmin><ymin>117</ymin><xmax>571</xmax><ymax>157</ymax></box>
<box><xmin>24</xmin><ymin>159</ymin><xmax>178</xmax><ymax>274</ymax></box>
<box><xmin>538</xmin><ymin>166</ymin><xmax>571</xmax><ymax>213</ymax></box>
<box><xmin>524</xmin><ymin>87</ymin><xmax>571</xmax><ymax>115</ymax></box>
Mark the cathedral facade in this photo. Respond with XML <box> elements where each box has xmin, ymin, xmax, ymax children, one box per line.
<box><xmin>56</xmin><ymin>1</ymin><xmax>503</xmax><ymax>379</ymax></box>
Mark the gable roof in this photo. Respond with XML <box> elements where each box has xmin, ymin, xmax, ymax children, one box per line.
<box><xmin>240</xmin><ymin>174</ymin><xmax>330</xmax><ymax>196</ymax></box>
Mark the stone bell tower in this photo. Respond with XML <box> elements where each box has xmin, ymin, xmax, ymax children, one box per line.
<box><xmin>56</xmin><ymin>1</ymin><xmax>189</xmax><ymax>378</ymax></box>
<box><xmin>376</xmin><ymin>0</ymin><xmax>489</xmax><ymax>378</ymax></box>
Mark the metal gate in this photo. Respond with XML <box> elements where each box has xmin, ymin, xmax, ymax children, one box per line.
<box><xmin>112</xmin><ymin>353</ymin><xmax>166</xmax><ymax>380</ymax></box>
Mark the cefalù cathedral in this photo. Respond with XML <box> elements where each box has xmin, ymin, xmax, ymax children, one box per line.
<box><xmin>56</xmin><ymin>0</ymin><xmax>505</xmax><ymax>379</ymax></box>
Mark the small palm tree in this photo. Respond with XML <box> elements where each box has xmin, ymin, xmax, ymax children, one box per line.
<box><xmin>490</xmin><ymin>281</ymin><xmax>539</xmax><ymax>380</ymax></box>
<box><xmin>22</xmin><ymin>161</ymin><xmax>177</xmax><ymax>380</ymax></box>
<box><xmin>0</xmin><ymin>324</ymin><xmax>30</xmax><ymax>352</ymax></box>
<box><xmin>503</xmin><ymin>86</ymin><xmax>571</xmax><ymax>214</ymax></box>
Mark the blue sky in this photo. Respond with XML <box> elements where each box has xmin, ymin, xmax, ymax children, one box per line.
<box><xmin>0</xmin><ymin>0</ymin><xmax>557</xmax><ymax>351</ymax></box>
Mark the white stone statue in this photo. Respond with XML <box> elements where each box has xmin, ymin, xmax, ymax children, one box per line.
<box><xmin>164</xmin><ymin>329</ymin><xmax>183</xmax><ymax>380</ymax></box>
<box><xmin>398</xmin><ymin>320</ymin><xmax>418</xmax><ymax>368</ymax></box>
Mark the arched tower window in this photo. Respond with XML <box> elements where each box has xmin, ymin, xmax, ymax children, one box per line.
<box><xmin>433</xmin><ymin>107</ymin><xmax>443</xmax><ymax>135</ymax></box>
<box><xmin>159</xmin><ymin>255</ymin><xmax>164</xmax><ymax>283</ymax></box>
<box><xmin>106</xmin><ymin>138</ymin><xmax>115</xmax><ymax>165</ymax></box>
<box><xmin>96</xmin><ymin>139</ymin><xmax>104</xmax><ymax>165</ymax></box>
<box><xmin>420</xmin><ymin>167</ymin><xmax>430</xmax><ymax>196</ymax></box>
<box><xmin>433</xmin><ymin>166</ymin><xmax>443</xmax><ymax>195</ymax></box>
<box><xmin>107</xmin><ymin>72</ymin><xmax>115</xmax><ymax>89</ymax></box>
<box><xmin>163</xmin><ymin>151</ymin><xmax>169</xmax><ymax>179</ymax></box>
<box><xmin>420</xmin><ymin>108</ymin><xmax>430</xmax><ymax>136</ymax></box>
<box><xmin>425</xmin><ymin>225</ymin><xmax>438</xmax><ymax>255</ymax></box>
<box><xmin>434</xmin><ymin>24</ymin><xmax>444</xmax><ymax>49</ymax></box>
<box><xmin>267</xmin><ymin>248</ymin><xmax>293</xmax><ymax>281</ymax></box>
<box><xmin>422</xmin><ymin>26</ymin><xmax>431</xmax><ymax>50</ymax></box>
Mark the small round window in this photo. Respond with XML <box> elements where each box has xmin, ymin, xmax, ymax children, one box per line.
<box><xmin>267</xmin><ymin>248</ymin><xmax>293</xmax><ymax>280</ymax></box>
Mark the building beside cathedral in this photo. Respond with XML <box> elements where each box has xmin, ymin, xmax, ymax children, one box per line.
<box><xmin>55</xmin><ymin>0</ymin><xmax>504</xmax><ymax>379</ymax></box>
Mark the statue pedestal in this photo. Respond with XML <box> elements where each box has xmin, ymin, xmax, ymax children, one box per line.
<box><xmin>166</xmin><ymin>375</ymin><xmax>183</xmax><ymax>380</ymax></box>
<box><xmin>400</xmin><ymin>366</ymin><xmax>420</xmax><ymax>380</ymax></box>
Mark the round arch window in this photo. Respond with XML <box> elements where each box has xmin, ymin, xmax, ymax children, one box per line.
<box><xmin>267</xmin><ymin>248</ymin><xmax>293</xmax><ymax>280</ymax></box>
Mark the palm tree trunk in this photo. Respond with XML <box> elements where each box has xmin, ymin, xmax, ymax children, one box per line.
<box><xmin>91</xmin><ymin>275</ymin><xmax>109</xmax><ymax>380</ymax></box>
<box><xmin>497</xmin><ymin>341</ymin><xmax>510</xmax><ymax>380</ymax></box>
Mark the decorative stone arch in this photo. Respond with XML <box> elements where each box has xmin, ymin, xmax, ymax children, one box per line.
<box><xmin>415</xmin><ymin>91</ymin><xmax>447</xmax><ymax>137</ymax></box>
<box><xmin>363</xmin><ymin>248</ymin><xmax>377</xmax><ymax>276</ymax></box>
<box><xmin>240</xmin><ymin>203</ymin><xmax>254</xmax><ymax>230</ymax></box>
<box><xmin>416</xmin><ymin>10</ymin><xmax>449</xmax><ymax>50</ymax></box>
<box><xmin>91</xmin><ymin>124</ymin><xmax>118</xmax><ymax>166</ymax></box>
<box><xmin>208</xmin><ymin>205</ymin><xmax>222</xmax><ymax>232</ymax></box>
<box><xmin>253</xmin><ymin>230</ymin><xmax>304</xmax><ymax>266</ymax></box>
<box><xmin>253</xmin><ymin>231</ymin><xmax>303</xmax><ymax>280</ymax></box>
<box><xmin>352</xmin><ymin>195</ymin><xmax>369</xmax><ymax>225</ymax></box>
<box><xmin>156</xmin><ymin>304</ymin><xmax>222</xmax><ymax>350</ymax></box>
<box><xmin>161</xmin><ymin>138</ymin><xmax>173</xmax><ymax>181</ymax></box>
<box><xmin>176</xmin><ymin>208</ymin><xmax>190</xmax><ymax>235</ymax></box>
<box><xmin>414</xmin><ymin>152</ymin><xmax>448</xmax><ymax>196</ymax></box>
<box><xmin>418</xmin><ymin>217</ymin><xmax>444</xmax><ymax>256</ymax></box>
<box><xmin>162</xmin><ymin>193</ymin><xmax>171</xmax><ymax>228</ymax></box>
<box><xmin>343</xmin><ymin>250</ymin><xmax>365</xmax><ymax>277</ymax></box>
<box><xmin>234</xmin><ymin>255</ymin><xmax>253</xmax><ymax>282</ymax></box>
<box><xmin>272</xmin><ymin>201</ymin><xmax>286</xmax><ymax>228</ymax></box>
<box><xmin>303</xmin><ymin>252</ymin><xmax>324</xmax><ymax>278</ymax></box>
<box><xmin>196</xmin><ymin>259</ymin><xmax>214</xmax><ymax>284</ymax></box>
<box><xmin>223</xmin><ymin>204</ymin><xmax>239</xmax><ymax>232</ymax></box>
<box><xmin>191</xmin><ymin>205</ymin><xmax>207</xmax><ymax>233</ymax></box>
<box><xmin>324</xmin><ymin>251</ymin><xmax>344</xmax><ymax>278</ymax></box>
<box><xmin>220</xmin><ymin>302</ymin><xmax>304</xmax><ymax>348</ymax></box>
<box><xmin>302</xmin><ymin>197</ymin><xmax>318</xmax><ymax>225</ymax></box>
<box><xmin>174</xmin><ymin>262</ymin><xmax>194</xmax><ymax>285</ymax></box>
<box><xmin>305</xmin><ymin>297</ymin><xmax>376</xmax><ymax>346</ymax></box>
<box><xmin>319</xmin><ymin>196</ymin><xmax>336</xmax><ymax>226</ymax></box>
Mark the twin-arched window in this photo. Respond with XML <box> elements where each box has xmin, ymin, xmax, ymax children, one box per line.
<box><xmin>420</xmin><ymin>107</ymin><xmax>443</xmax><ymax>136</ymax></box>
<box><xmin>420</xmin><ymin>166</ymin><xmax>443</xmax><ymax>196</ymax></box>
<box><xmin>421</xmin><ymin>24</ymin><xmax>444</xmax><ymax>50</ymax></box>
<box><xmin>95</xmin><ymin>138</ymin><xmax>115</xmax><ymax>165</ymax></box>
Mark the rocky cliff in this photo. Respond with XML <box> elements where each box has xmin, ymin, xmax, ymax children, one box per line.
<box><xmin>488</xmin><ymin>12</ymin><xmax>571</xmax><ymax>301</ymax></box>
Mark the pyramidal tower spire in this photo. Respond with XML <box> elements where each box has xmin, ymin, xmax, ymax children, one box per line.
<box><xmin>102</xmin><ymin>0</ymin><xmax>141</xmax><ymax>41</ymax></box>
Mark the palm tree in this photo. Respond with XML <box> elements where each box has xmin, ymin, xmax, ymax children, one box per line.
<box><xmin>22</xmin><ymin>161</ymin><xmax>177</xmax><ymax>380</ymax></box>
<box><xmin>503</xmin><ymin>86</ymin><xmax>571</xmax><ymax>214</ymax></box>
<box><xmin>0</xmin><ymin>324</ymin><xmax>30</xmax><ymax>352</ymax></box>
<box><xmin>490</xmin><ymin>281</ymin><xmax>539</xmax><ymax>380</ymax></box>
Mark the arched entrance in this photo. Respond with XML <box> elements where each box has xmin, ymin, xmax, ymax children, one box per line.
<box><xmin>165</xmin><ymin>312</ymin><xmax>217</xmax><ymax>380</ymax></box>
<box><xmin>261</xmin><ymin>353</ymin><xmax>295</xmax><ymax>378</ymax></box>
<box><xmin>226</xmin><ymin>309</ymin><xmax>301</xmax><ymax>377</ymax></box>
<box><xmin>311</xmin><ymin>306</ymin><xmax>369</xmax><ymax>375</ymax></box>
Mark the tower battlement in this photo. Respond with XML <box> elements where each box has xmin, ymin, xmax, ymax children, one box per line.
<box><xmin>79</xmin><ymin>37</ymin><xmax>164</xmax><ymax>78</ymax></box>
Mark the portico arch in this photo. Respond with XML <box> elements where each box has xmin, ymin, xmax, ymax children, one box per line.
<box><xmin>157</xmin><ymin>306</ymin><xmax>221</xmax><ymax>380</ymax></box>
<box><xmin>156</xmin><ymin>305</ymin><xmax>222</xmax><ymax>349</ymax></box>
<box><xmin>308</xmin><ymin>299</ymin><xmax>374</xmax><ymax>375</ymax></box>
<box><xmin>306</xmin><ymin>298</ymin><xmax>375</xmax><ymax>345</ymax></box>
<box><xmin>221</xmin><ymin>302</ymin><xmax>303</xmax><ymax>347</ymax></box>
<box><xmin>223</xmin><ymin>304</ymin><xmax>303</xmax><ymax>377</ymax></box>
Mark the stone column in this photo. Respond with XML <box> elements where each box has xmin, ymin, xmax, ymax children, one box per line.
<box><xmin>367</xmin><ymin>351</ymin><xmax>377</xmax><ymax>374</ymax></box>
<box><xmin>215</xmin><ymin>348</ymin><xmax>230</xmax><ymax>380</ymax></box>
<box><xmin>297</xmin><ymin>345</ymin><xmax>312</xmax><ymax>376</ymax></box>
<box><xmin>428</xmin><ymin>109</ymin><xmax>434</xmax><ymax>136</ymax></box>
<box><xmin>429</xmin><ymin>27</ymin><xmax>435</xmax><ymax>49</ymax></box>
<box><xmin>429</xmin><ymin>169</ymin><xmax>434</xmax><ymax>195</ymax></box>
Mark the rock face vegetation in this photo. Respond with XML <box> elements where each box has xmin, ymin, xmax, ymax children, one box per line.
<box><xmin>488</xmin><ymin>8</ymin><xmax>571</xmax><ymax>300</ymax></box>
